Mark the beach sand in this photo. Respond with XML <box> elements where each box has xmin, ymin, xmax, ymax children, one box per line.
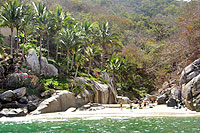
<box><xmin>0</xmin><ymin>105</ymin><xmax>200</xmax><ymax>122</ymax></box>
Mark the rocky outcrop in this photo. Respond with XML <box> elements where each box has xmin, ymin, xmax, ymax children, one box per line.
<box><xmin>32</xmin><ymin>90</ymin><xmax>76</xmax><ymax>114</ymax></box>
<box><xmin>180</xmin><ymin>58</ymin><xmax>200</xmax><ymax>111</ymax></box>
<box><xmin>26</xmin><ymin>49</ymin><xmax>40</xmax><ymax>73</ymax></box>
<box><xmin>74</xmin><ymin>77</ymin><xmax>117</xmax><ymax>105</ymax></box>
<box><xmin>0</xmin><ymin>108</ymin><xmax>28</xmax><ymax>117</ymax></box>
<box><xmin>26</xmin><ymin>49</ymin><xmax>58</xmax><ymax>76</ymax></box>
<box><xmin>0</xmin><ymin>87</ymin><xmax>40</xmax><ymax>117</ymax></box>
<box><xmin>7</xmin><ymin>73</ymin><xmax>28</xmax><ymax>88</ymax></box>
<box><xmin>157</xmin><ymin>94</ymin><xmax>168</xmax><ymax>104</ymax></box>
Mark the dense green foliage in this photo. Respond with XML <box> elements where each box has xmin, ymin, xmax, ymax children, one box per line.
<box><xmin>0</xmin><ymin>0</ymin><xmax>199</xmax><ymax>98</ymax></box>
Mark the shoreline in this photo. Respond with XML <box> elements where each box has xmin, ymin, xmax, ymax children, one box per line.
<box><xmin>0</xmin><ymin>105</ymin><xmax>200</xmax><ymax>122</ymax></box>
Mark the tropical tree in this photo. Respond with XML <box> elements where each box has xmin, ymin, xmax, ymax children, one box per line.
<box><xmin>74</xmin><ymin>50</ymin><xmax>85</xmax><ymax>78</ymax></box>
<box><xmin>32</xmin><ymin>1</ymin><xmax>48</xmax><ymax>73</ymax></box>
<box><xmin>85</xmin><ymin>43</ymin><xmax>102</xmax><ymax>74</ymax></box>
<box><xmin>97</xmin><ymin>22</ymin><xmax>121</xmax><ymax>70</ymax></box>
<box><xmin>0</xmin><ymin>0</ymin><xmax>22</xmax><ymax>58</ymax></box>
<box><xmin>60</xmin><ymin>25</ymin><xmax>77</xmax><ymax>73</ymax></box>
<box><xmin>20</xmin><ymin>4</ymin><xmax>34</xmax><ymax>60</ymax></box>
<box><xmin>54</xmin><ymin>6</ymin><xmax>64</xmax><ymax>60</ymax></box>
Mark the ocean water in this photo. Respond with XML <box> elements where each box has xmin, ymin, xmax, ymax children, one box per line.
<box><xmin>0</xmin><ymin>117</ymin><xmax>200</xmax><ymax>132</ymax></box>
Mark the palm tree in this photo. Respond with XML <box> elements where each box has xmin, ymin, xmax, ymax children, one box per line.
<box><xmin>60</xmin><ymin>26</ymin><xmax>77</xmax><ymax>74</ymax></box>
<box><xmin>74</xmin><ymin>49</ymin><xmax>85</xmax><ymax>78</ymax></box>
<box><xmin>0</xmin><ymin>0</ymin><xmax>22</xmax><ymax>58</ymax></box>
<box><xmin>97</xmin><ymin>22</ymin><xmax>121</xmax><ymax>70</ymax></box>
<box><xmin>85</xmin><ymin>44</ymin><xmax>102</xmax><ymax>74</ymax></box>
<box><xmin>20</xmin><ymin>5</ymin><xmax>34</xmax><ymax>60</ymax></box>
<box><xmin>54</xmin><ymin>6</ymin><xmax>63</xmax><ymax>60</ymax></box>
<box><xmin>32</xmin><ymin>1</ymin><xmax>48</xmax><ymax>73</ymax></box>
<box><xmin>14</xmin><ymin>1</ymin><xmax>23</xmax><ymax>56</ymax></box>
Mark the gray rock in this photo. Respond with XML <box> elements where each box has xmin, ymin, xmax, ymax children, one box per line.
<box><xmin>26</xmin><ymin>49</ymin><xmax>58</xmax><ymax>76</ymax></box>
<box><xmin>166</xmin><ymin>98</ymin><xmax>177</xmax><ymax>107</ymax></box>
<box><xmin>47</xmin><ymin>64</ymin><xmax>58</xmax><ymax>76</ymax></box>
<box><xmin>171</xmin><ymin>86</ymin><xmax>181</xmax><ymax>100</ymax></box>
<box><xmin>13</xmin><ymin>87</ymin><xmax>27</xmax><ymax>99</ymax></box>
<box><xmin>117</xmin><ymin>96</ymin><xmax>130</xmax><ymax>104</ymax></box>
<box><xmin>32</xmin><ymin>90</ymin><xmax>76</xmax><ymax>114</ymax></box>
<box><xmin>0</xmin><ymin>108</ymin><xmax>28</xmax><ymax>117</ymax></box>
<box><xmin>0</xmin><ymin>90</ymin><xmax>15</xmax><ymax>102</ymax></box>
<box><xmin>92</xmin><ymin>80</ymin><xmax>109</xmax><ymax>104</ymax></box>
<box><xmin>41</xmin><ymin>57</ymin><xmax>48</xmax><ymax>75</ymax></box>
<box><xmin>41</xmin><ymin>89</ymin><xmax>56</xmax><ymax>98</ymax></box>
<box><xmin>19</xmin><ymin>97</ymin><xmax>28</xmax><ymax>104</ymax></box>
<box><xmin>27</xmin><ymin>102</ymin><xmax>38</xmax><ymax>112</ymax></box>
<box><xmin>74</xmin><ymin>77</ymin><xmax>117</xmax><ymax>104</ymax></box>
<box><xmin>180</xmin><ymin>58</ymin><xmax>200</xmax><ymax>85</ymax></box>
<box><xmin>26</xmin><ymin>49</ymin><xmax>40</xmax><ymax>73</ymax></box>
<box><xmin>157</xmin><ymin>94</ymin><xmax>168</xmax><ymax>104</ymax></box>
<box><xmin>7</xmin><ymin>73</ymin><xmax>28</xmax><ymax>88</ymax></box>
<box><xmin>2</xmin><ymin>101</ymin><xmax>26</xmax><ymax>108</ymax></box>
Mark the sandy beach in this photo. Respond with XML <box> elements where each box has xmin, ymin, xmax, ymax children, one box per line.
<box><xmin>1</xmin><ymin>104</ymin><xmax>200</xmax><ymax>122</ymax></box>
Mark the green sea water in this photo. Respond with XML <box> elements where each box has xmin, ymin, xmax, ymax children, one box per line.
<box><xmin>0</xmin><ymin>117</ymin><xmax>200</xmax><ymax>132</ymax></box>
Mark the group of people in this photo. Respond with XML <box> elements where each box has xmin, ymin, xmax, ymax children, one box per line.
<box><xmin>120</xmin><ymin>99</ymin><xmax>156</xmax><ymax>110</ymax></box>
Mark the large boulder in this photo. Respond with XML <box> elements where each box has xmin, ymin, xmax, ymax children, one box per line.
<box><xmin>180</xmin><ymin>59</ymin><xmax>200</xmax><ymax>111</ymax></box>
<box><xmin>32</xmin><ymin>90</ymin><xmax>76</xmax><ymax>114</ymax></box>
<box><xmin>13</xmin><ymin>87</ymin><xmax>27</xmax><ymax>99</ymax></box>
<box><xmin>41</xmin><ymin>57</ymin><xmax>48</xmax><ymax>75</ymax></box>
<box><xmin>26</xmin><ymin>49</ymin><xmax>40</xmax><ymax>73</ymax></box>
<box><xmin>7</xmin><ymin>73</ymin><xmax>28</xmax><ymax>88</ymax></box>
<box><xmin>41</xmin><ymin>57</ymin><xmax>58</xmax><ymax>76</ymax></box>
<box><xmin>157</xmin><ymin>94</ymin><xmax>168</xmax><ymax>104</ymax></box>
<box><xmin>0</xmin><ymin>108</ymin><xmax>27</xmax><ymax>117</ymax></box>
<box><xmin>26</xmin><ymin>49</ymin><xmax>58</xmax><ymax>76</ymax></box>
<box><xmin>0</xmin><ymin>90</ymin><xmax>15</xmax><ymax>102</ymax></box>
<box><xmin>47</xmin><ymin>64</ymin><xmax>58</xmax><ymax>76</ymax></box>
<box><xmin>2</xmin><ymin>101</ymin><xmax>26</xmax><ymax>108</ymax></box>
<box><xmin>74</xmin><ymin>77</ymin><xmax>117</xmax><ymax>104</ymax></box>
<box><xmin>166</xmin><ymin>98</ymin><xmax>177</xmax><ymax>107</ymax></box>
<box><xmin>92</xmin><ymin>80</ymin><xmax>109</xmax><ymax>104</ymax></box>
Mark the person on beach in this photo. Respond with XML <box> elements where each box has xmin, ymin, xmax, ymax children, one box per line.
<box><xmin>138</xmin><ymin>101</ymin><xmax>143</xmax><ymax>109</ymax></box>
<box><xmin>130</xmin><ymin>103</ymin><xmax>133</xmax><ymax>110</ymax></box>
<box><xmin>120</xmin><ymin>102</ymin><xmax>123</xmax><ymax>110</ymax></box>
<box><xmin>143</xmin><ymin>100</ymin><xmax>147</xmax><ymax>108</ymax></box>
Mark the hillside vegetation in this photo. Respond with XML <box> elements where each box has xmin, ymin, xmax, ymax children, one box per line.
<box><xmin>0</xmin><ymin>0</ymin><xmax>200</xmax><ymax>99</ymax></box>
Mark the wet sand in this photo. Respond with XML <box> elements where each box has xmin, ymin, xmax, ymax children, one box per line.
<box><xmin>0</xmin><ymin>105</ymin><xmax>200</xmax><ymax>122</ymax></box>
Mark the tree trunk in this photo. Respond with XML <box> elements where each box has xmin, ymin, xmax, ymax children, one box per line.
<box><xmin>16</xmin><ymin>27</ymin><xmax>19</xmax><ymax>57</ymax></box>
<box><xmin>75</xmin><ymin>64</ymin><xmax>79</xmax><ymax>78</ymax></box>
<box><xmin>101</xmin><ymin>43</ymin><xmax>106</xmax><ymax>71</ymax></box>
<box><xmin>70</xmin><ymin>52</ymin><xmax>74</xmax><ymax>70</ymax></box>
<box><xmin>47</xmin><ymin>34</ymin><xmax>49</xmax><ymax>59</ymax></box>
<box><xmin>88</xmin><ymin>57</ymin><xmax>92</xmax><ymax>75</ymax></box>
<box><xmin>10</xmin><ymin>27</ymin><xmax>13</xmax><ymax>59</ymax></box>
<box><xmin>56</xmin><ymin>43</ymin><xmax>58</xmax><ymax>60</ymax></box>
<box><xmin>67</xmin><ymin>48</ymin><xmax>69</xmax><ymax>74</ymax></box>
<box><xmin>39</xmin><ymin>32</ymin><xmax>42</xmax><ymax>74</ymax></box>
<box><xmin>22</xmin><ymin>31</ymin><xmax>26</xmax><ymax>61</ymax></box>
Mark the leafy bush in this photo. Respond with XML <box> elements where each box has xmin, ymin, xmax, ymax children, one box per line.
<box><xmin>41</xmin><ymin>76</ymin><xmax>69</xmax><ymax>91</ymax></box>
